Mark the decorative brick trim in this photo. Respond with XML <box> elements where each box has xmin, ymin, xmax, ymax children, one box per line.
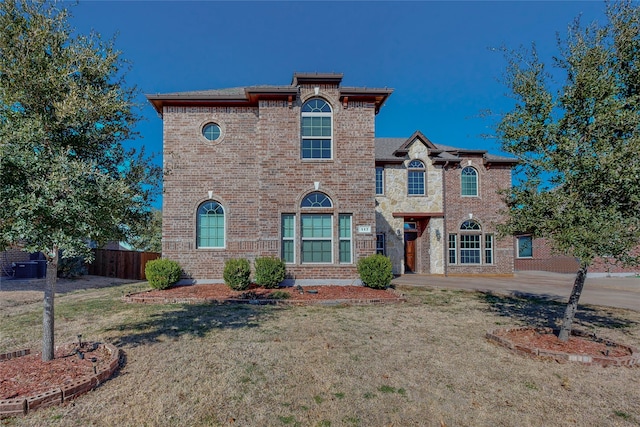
<box><xmin>0</xmin><ymin>343</ymin><xmax>121</xmax><ymax>419</ymax></box>
<box><xmin>486</xmin><ymin>327</ymin><xmax>639</xmax><ymax>367</ymax></box>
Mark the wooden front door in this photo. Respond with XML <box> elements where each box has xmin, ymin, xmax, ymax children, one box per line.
<box><xmin>404</xmin><ymin>232</ymin><xmax>417</xmax><ymax>273</ymax></box>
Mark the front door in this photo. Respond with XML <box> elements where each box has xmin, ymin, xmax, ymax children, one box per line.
<box><xmin>404</xmin><ymin>232</ymin><xmax>417</xmax><ymax>273</ymax></box>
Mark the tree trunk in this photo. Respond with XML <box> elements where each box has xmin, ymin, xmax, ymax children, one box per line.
<box><xmin>558</xmin><ymin>262</ymin><xmax>588</xmax><ymax>342</ymax></box>
<box><xmin>42</xmin><ymin>248</ymin><xmax>58</xmax><ymax>361</ymax></box>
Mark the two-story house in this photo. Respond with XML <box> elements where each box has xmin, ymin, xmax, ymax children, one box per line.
<box><xmin>148</xmin><ymin>72</ymin><xmax>516</xmax><ymax>282</ymax></box>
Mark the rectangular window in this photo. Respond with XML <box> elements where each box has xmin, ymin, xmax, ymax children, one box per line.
<box><xmin>339</xmin><ymin>214</ymin><xmax>352</xmax><ymax>264</ymax></box>
<box><xmin>198</xmin><ymin>214</ymin><xmax>224</xmax><ymax>248</ymax></box>
<box><xmin>376</xmin><ymin>233</ymin><xmax>386</xmax><ymax>255</ymax></box>
<box><xmin>408</xmin><ymin>170</ymin><xmax>425</xmax><ymax>195</ymax></box>
<box><xmin>301</xmin><ymin>139</ymin><xmax>331</xmax><ymax>159</ymax></box>
<box><xmin>485</xmin><ymin>234</ymin><xmax>494</xmax><ymax>264</ymax></box>
<box><xmin>517</xmin><ymin>235</ymin><xmax>533</xmax><ymax>258</ymax></box>
<box><xmin>448</xmin><ymin>234</ymin><xmax>457</xmax><ymax>264</ymax></box>
<box><xmin>460</xmin><ymin>235</ymin><xmax>481</xmax><ymax>264</ymax></box>
<box><xmin>301</xmin><ymin>214</ymin><xmax>332</xmax><ymax>263</ymax></box>
<box><xmin>281</xmin><ymin>214</ymin><xmax>295</xmax><ymax>263</ymax></box>
<box><xmin>375</xmin><ymin>167</ymin><xmax>384</xmax><ymax>195</ymax></box>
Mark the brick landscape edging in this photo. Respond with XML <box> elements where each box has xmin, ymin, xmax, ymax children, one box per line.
<box><xmin>0</xmin><ymin>343</ymin><xmax>121</xmax><ymax>418</ymax></box>
<box><xmin>486</xmin><ymin>326</ymin><xmax>640</xmax><ymax>367</ymax></box>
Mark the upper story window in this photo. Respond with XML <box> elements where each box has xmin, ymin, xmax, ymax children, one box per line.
<box><xmin>202</xmin><ymin>123</ymin><xmax>221</xmax><ymax>142</ymax></box>
<box><xmin>301</xmin><ymin>192</ymin><xmax>333</xmax><ymax>208</ymax></box>
<box><xmin>301</xmin><ymin>98</ymin><xmax>332</xmax><ymax>159</ymax></box>
<box><xmin>375</xmin><ymin>167</ymin><xmax>384</xmax><ymax>195</ymax></box>
<box><xmin>407</xmin><ymin>160</ymin><xmax>425</xmax><ymax>195</ymax></box>
<box><xmin>461</xmin><ymin>166</ymin><xmax>478</xmax><ymax>197</ymax></box>
<box><xmin>197</xmin><ymin>201</ymin><xmax>225</xmax><ymax>248</ymax></box>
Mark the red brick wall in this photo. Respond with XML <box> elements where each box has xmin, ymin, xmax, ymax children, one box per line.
<box><xmin>443</xmin><ymin>158</ymin><xmax>514</xmax><ymax>275</ymax></box>
<box><xmin>161</xmin><ymin>84</ymin><xmax>377</xmax><ymax>280</ymax></box>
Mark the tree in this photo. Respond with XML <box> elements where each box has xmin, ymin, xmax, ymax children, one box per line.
<box><xmin>0</xmin><ymin>0</ymin><xmax>161</xmax><ymax>360</ymax></box>
<box><xmin>496</xmin><ymin>0</ymin><xmax>640</xmax><ymax>341</ymax></box>
<box><xmin>128</xmin><ymin>208</ymin><xmax>162</xmax><ymax>253</ymax></box>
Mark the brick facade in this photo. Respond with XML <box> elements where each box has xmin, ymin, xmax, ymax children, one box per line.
<box><xmin>150</xmin><ymin>73</ymin><xmax>390</xmax><ymax>282</ymax></box>
<box><xmin>150</xmin><ymin>72</ymin><xmax>518</xmax><ymax>281</ymax></box>
<box><xmin>443</xmin><ymin>157</ymin><xmax>514</xmax><ymax>275</ymax></box>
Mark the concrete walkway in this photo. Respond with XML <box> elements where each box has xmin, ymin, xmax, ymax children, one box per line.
<box><xmin>392</xmin><ymin>271</ymin><xmax>640</xmax><ymax>311</ymax></box>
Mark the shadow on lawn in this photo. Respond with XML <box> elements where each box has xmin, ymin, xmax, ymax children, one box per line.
<box><xmin>104</xmin><ymin>303</ymin><xmax>280</xmax><ymax>348</ymax></box>
<box><xmin>480</xmin><ymin>291</ymin><xmax>637</xmax><ymax>331</ymax></box>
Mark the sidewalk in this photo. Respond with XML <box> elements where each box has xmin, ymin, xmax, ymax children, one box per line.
<box><xmin>392</xmin><ymin>271</ymin><xmax>640</xmax><ymax>311</ymax></box>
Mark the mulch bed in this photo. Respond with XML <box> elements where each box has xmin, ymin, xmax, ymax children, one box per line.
<box><xmin>0</xmin><ymin>342</ymin><xmax>112</xmax><ymax>400</ymax></box>
<box><xmin>123</xmin><ymin>283</ymin><xmax>405</xmax><ymax>305</ymax></box>
<box><xmin>487</xmin><ymin>327</ymin><xmax>639</xmax><ymax>367</ymax></box>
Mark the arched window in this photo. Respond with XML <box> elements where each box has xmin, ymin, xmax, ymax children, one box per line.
<box><xmin>459</xmin><ymin>220</ymin><xmax>481</xmax><ymax>264</ymax></box>
<box><xmin>449</xmin><ymin>219</ymin><xmax>493</xmax><ymax>265</ymax></box>
<box><xmin>197</xmin><ymin>201</ymin><xmax>225</xmax><ymax>248</ymax></box>
<box><xmin>408</xmin><ymin>160</ymin><xmax>425</xmax><ymax>195</ymax></box>
<box><xmin>301</xmin><ymin>192</ymin><xmax>333</xmax><ymax>208</ymax></box>
<box><xmin>301</xmin><ymin>98</ymin><xmax>332</xmax><ymax>159</ymax></box>
<box><xmin>461</xmin><ymin>166</ymin><xmax>478</xmax><ymax>196</ymax></box>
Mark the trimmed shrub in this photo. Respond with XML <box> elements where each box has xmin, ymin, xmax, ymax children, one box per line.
<box><xmin>357</xmin><ymin>254</ymin><xmax>394</xmax><ymax>289</ymax></box>
<box><xmin>223</xmin><ymin>258</ymin><xmax>251</xmax><ymax>291</ymax></box>
<box><xmin>269</xmin><ymin>290</ymin><xmax>291</xmax><ymax>300</ymax></box>
<box><xmin>254</xmin><ymin>256</ymin><xmax>286</xmax><ymax>289</ymax></box>
<box><xmin>145</xmin><ymin>258</ymin><xmax>182</xmax><ymax>290</ymax></box>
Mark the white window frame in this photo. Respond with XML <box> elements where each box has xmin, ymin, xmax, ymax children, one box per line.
<box><xmin>301</xmin><ymin>98</ymin><xmax>333</xmax><ymax>160</ymax></box>
<box><xmin>281</xmin><ymin>214</ymin><xmax>296</xmax><ymax>264</ymax></box>
<box><xmin>339</xmin><ymin>214</ymin><xmax>352</xmax><ymax>264</ymax></box>
<box><xmin>300</xmin><ymin>214</ymin><xmax>334</xmax><ymax>264</ymax></box>
<box><xmin>461</xmin><ymin>166</ymin><xmax>479</xmax><ymax>197</ymax></box>
<box><xmin>375</xmin><ymin>167</ymin><xmax>384</xmax><ymax>195</ymax></box>
<box><xmin>517</xmin><ymin>235</ymin><xmax>533</xmax><ymax>258</ymax></box>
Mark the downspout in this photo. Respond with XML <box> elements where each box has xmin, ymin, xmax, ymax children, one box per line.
<box><xmin>442</xmin><ymin>162</ymin><xmax>448</xmax><ymax>277</ymax></box>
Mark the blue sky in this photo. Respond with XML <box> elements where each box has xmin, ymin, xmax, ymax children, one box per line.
<box><xmin>66</xmin><ymin>0</ymin><xmax>607</xmax><ymax>199</ymax></box>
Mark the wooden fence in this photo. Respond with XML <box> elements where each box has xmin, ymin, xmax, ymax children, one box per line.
<box><xmin>87</xmin><ymin>249</ymin><xmax>160</xmax><ymax>280</ymax></box>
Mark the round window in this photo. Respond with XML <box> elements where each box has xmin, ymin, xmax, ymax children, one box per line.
<box><xmin>202</xmin><ymin>123</ymin><xmax>221</xmax><ymax>141</ymax></box>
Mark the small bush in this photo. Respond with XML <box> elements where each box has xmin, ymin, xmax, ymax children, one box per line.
<box><xmin>223</xmin><ymin>258</ymin><xmax>251</xmax><ymax>290</ymax></box>
<box><xmin>269</xmin><ymin>290</ymin><xmax>291</xmax><ymax>300</ymax></box>
<box><xmin>357</xmin><ymin>254</ymin><xmax>393</xmax><ymax>289</ymax></box>
<box><xmin>145</xmin><ymin>258</ymin><xmax>182</xmax><ymax>290</ymax></box>
<box><xmin>254</xmin><ymin>256</ymin><xmax>286</xmax><ymax>289</ymax></box>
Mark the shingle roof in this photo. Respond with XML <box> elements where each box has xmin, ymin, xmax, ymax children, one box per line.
<box><xmin>375</xmin><ymin>134</ymin><xmax>517</xmax><ymax>166</ymax></box>
<box><xmin>146</xmin><ymin>73</ymin><xmax>393</xmax><ymax>116</ymax></box>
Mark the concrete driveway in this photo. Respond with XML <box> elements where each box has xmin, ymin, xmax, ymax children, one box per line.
<box><xmin>392</xmin><ymin>271</ymin><xmax>640</xmax><ymax>311</ymax></box>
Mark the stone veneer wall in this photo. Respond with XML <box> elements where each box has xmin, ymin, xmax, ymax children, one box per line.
<box><xmin>162</xmin><ymin>84</ymin><xmax>377</xmax><ymax>281</ymax></box>
<box><xmin>375</xmin><ymin>141</ymin><xmax>444</xmax><ymax>275</ymax></box>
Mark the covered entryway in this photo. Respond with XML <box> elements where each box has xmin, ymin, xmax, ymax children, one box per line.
<box><xmin>404</xmin><ymin>222</ymin><xmax>418</xmax><ymax>272</ymax></box>
<box><xmin>392</xmin><ymin>212</ymin><xmax>444</xmax><ymax>275</ymax></box>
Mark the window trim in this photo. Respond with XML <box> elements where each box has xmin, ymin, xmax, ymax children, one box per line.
<box><xmin>196</xmin><ymin>201</ymin><xmax>225</xmax><ymax>249</ymax></box>
<box><xmin>281</xmin><ymin>214</ymin><xmax>296</xmax><ymax>264</ymax></box>
<box><xmin>448</xmin><ymin>220</ymin><xmax>496</xmax><ymax>265</ymax></box>
<box><xmin>407</xmin><ymin>159</ymin><xmax>426</xmax><ymax>196</ymax></box>
<box><xmin>461</xmin><ymin>166</ymin><xmax>479</xmax><ymax>197</ymax></box>
<box><xmin>376</xmin><ymin>233</ymin><xmax>386</xmax><ymax>256</ymax></box>
<box><xmin>339</xmin><ymin>214</ymin><xmax>353</xmax><ymax>264</ymax></box>
<box><xmin>301</xmin><ymin>98</ymin><xmax>333</xmax><ymax>160</ymax></box>
<box><xmin>375</xmin><ymin>167</ymin><xmax>384</xmax><ymax>195</ymax></box>
<box><xmin>517</xmin><ymin>235</ymin><xmax>533</xmax><ymax>258</ymax></box>
<box><xmin>300</xmin><ymin>214</ymin><xmax>334</xmax><ymax>264</ymax></box>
